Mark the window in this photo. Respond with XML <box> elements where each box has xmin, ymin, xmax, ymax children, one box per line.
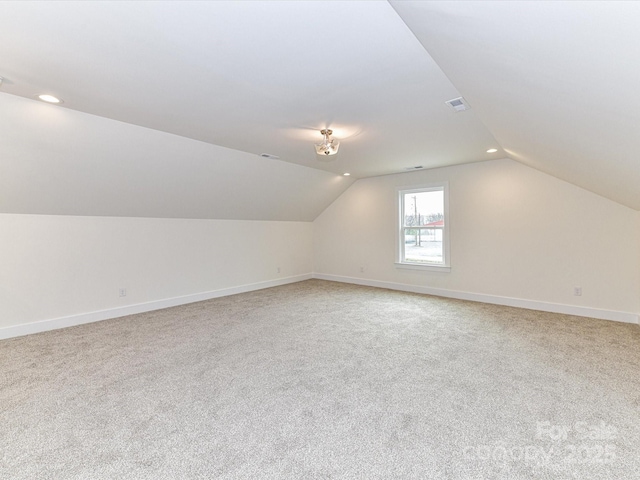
<box><xmin>397</xmin><ymin>183</ymin><xmax>450</xmax><ymax>271</ymax></box>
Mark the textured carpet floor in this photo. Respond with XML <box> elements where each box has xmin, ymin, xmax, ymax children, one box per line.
<box><xmin>1</xmin><ymin>279</ymin><xmax>639</xmax><ymax>479</ymax></box>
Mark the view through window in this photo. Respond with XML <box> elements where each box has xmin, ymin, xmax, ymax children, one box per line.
<box><xmin>399</xmin><ymin>185</ymin><xmax>448</xmax><ymax>266</ymax></box>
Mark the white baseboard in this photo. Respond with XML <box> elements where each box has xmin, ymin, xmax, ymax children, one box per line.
<box><xmin>3</xmin><ymin>272</ymin><xmax>636</xmax><ymax>340</ymax></box>
<box><xmin>0</xmin><ymin>274</ymin><xmax>312</xmax><ymax>340</ymax></box>
<box><xmin>312</xmin><ymin>273</ymin><xmax>639</xmax><ymax>325</ymax></box>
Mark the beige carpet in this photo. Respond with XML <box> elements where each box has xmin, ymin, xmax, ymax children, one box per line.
<box><xmin>1</xmin><ymin>279</ymin><xmax>639</xmax><ymax>479</ymax></box>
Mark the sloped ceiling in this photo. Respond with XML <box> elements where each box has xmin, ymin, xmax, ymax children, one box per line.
<box><xmin>391</xmin><ymin>1</ymin><xmax>640</xmax><ymax>210</ymax></box>
<box><xmin>1</xmin><ymin>1</ymin><xmax>639</xmax><ymax>220</ymax></box>
<box><xmin>0</xmin><ymin>93</ymin><xmax>351</xmax><ymax>221</ymax></box>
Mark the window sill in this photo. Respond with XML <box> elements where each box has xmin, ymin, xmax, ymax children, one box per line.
<box><xmin>395</xmin><ymin>262</ymin><xmax>451</xmax><ymax>273</ymax></box>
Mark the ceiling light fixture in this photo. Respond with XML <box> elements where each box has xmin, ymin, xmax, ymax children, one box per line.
<box><xmin>486</xmin><ymin>148</ymin><xmax>498</xmax><ymax>153</ymax></box>
<box><xmin>37</xmin><ymin>94</ymin><xmax>63</xmax><ymax>104</ymax></box>
<box><xmin>343</xmin><ymin>173</ymin><xmax>350</xmax><ymax>176</ymax></box>
<box><xmin>315</xmin><ymin>129</ymin><xmax>340</xmax><ymax>156</ymax></box>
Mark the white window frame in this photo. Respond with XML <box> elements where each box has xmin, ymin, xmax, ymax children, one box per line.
<box><xmin>396</xmin><ymin>182</ymin><xmax>451</xmax><ymax>272</ymax></box>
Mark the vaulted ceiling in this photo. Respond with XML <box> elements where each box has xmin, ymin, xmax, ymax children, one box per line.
<box><xmin>1</xmin><ymin>1</ymin><xmax>638</xmax><ymax>219</ymax></box>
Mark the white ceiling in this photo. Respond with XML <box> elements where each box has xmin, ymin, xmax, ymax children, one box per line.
<box><xmin>391</xmin><ymin>1</ymin><xmax>640</xmax><ymax>210</ymax></box>
<box><xmin>1</xmin><ymin>0</ymin><xmax>639</xmax><ymax>214</ymax></box>
<box><xmin>0</xmin><ymin>93</ymin><xmax>352</xmax><ymax>221</ymax></box>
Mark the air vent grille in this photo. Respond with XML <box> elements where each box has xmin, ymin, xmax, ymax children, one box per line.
<box><xmin>445</xmin><ymin>97</ymin><xmax>469</xmax><ymax>112</ymax></box>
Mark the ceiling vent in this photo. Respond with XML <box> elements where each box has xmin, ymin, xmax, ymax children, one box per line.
<box><xmin>445</xmin><ymin>97</ymin><xmax>469</xmax><ymax>112</ymax></box>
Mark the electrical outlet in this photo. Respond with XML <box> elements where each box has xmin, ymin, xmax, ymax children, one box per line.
<box><xmin>573</xmin><ymin>286</ymin><xmax>582</xmax><ymax>296</ymax></box>
<box><xmin>119</xmin><ymin>288</ymin><xmax>127</xmax><ymax>297</ymax></box>
<box><xmin>277</xmin><ymin>267</ymin><xmax>281</xmax><ymax>273</ymax></box>
<box><xmin>360</xmin><ymin>266</ymin><xmax>365</xmax><ymax>273</ymax></box>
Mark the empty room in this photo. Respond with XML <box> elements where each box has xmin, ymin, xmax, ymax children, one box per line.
<box><xmin>1</xmin><ymin>1</ymin><xmax>639</xmax><ymax>479</ymax></box>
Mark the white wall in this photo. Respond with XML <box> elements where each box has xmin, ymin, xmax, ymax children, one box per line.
<box><xmin>0</xmin><ymin>214</ymin><xmax>313</xmax><ymax>337</ymax></box>
<box><xmin>314</xmin><ymin>159</ymin><xmax>640</xmax><ymax>322</ymax></box>
<box><xmin>3</xmin><ymin>159</ymin><xmax>639</xmax><ymax>339</ymax></box>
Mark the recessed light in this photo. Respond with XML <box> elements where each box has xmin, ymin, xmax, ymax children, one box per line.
<box><xmin>37</xmin><ymin>94</ymin><xmax>63</xmax><ymax>104</ymax></box>
<box><xmin>486</xmin><ymin>148</ymin><xmax>498</xmax><ymax>153</ymax></box>
<box><xmin>343</xmin><ymin>173</ymin><xmax>351</xmax><ymax>176</ymax></box>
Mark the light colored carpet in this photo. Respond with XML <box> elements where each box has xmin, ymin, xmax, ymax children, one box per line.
<box><xmin>1</xmin><ymin>279</ymin><xmax>639</xmax><ymax>479</ymax></box>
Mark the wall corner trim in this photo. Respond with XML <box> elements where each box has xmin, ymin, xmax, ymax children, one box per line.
<box><xmin>312</xmin><ymin>273</ymin><xmax>639</xmax><ymax>325</ymax></box>
<box><xmin>0</xmin><ymin>274</ymin><xmax>313</xmax><ymax>340</ymax></box>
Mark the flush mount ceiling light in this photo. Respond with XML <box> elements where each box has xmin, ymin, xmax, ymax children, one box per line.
<box><xmin>486</xmin><ymin>148</ymin><xmax>498</xmax><ymax>153</ymax></box>
<box><xmin>315</xmin><ymin>129</ymin><xmax>340</xmax><ymax>157</ymax></box>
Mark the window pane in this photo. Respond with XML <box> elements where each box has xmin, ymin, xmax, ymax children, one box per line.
<box><xmin>403</xmin><ymin>190</ymin><xmax>444</xmax><ymax>228</ymax></box>
<box><xmin>398</xmin><ymin>184</ymin><xmax>448</xmax><ymax>268</ymax></box>
<box><xmin>404</xmin><ymin>228</ymin><xmax>443</xmax><ymax>264</ymax></box>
